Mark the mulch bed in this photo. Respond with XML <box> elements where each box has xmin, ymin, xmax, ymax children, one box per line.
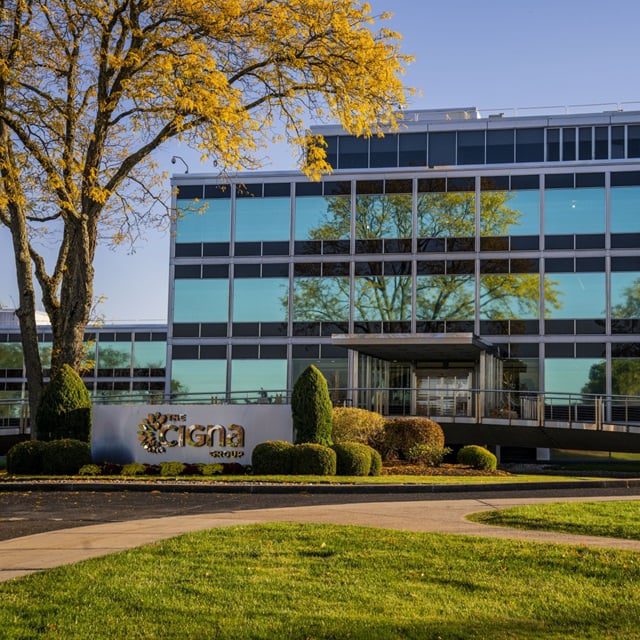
<box><xmin>382</xmin><ymin>462</ymin><xmax>511</xmax><ymax>477</ymax></box>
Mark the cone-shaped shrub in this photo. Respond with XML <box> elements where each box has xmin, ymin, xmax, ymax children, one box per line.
<box><xmin>291</xmin><ymin>365</ymin><xmax>333</xmax><ymax>445</ymax></box>
<box><xmin>36</xmin><ymin>364</ymin><xmax>92</xmax><ymax>441</ymax></box>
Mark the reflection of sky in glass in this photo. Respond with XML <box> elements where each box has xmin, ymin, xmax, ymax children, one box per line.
<box><xmin>231</xmin><ymin>360</ymin><xmax>287</xmax><ymax>393</ymax></box>
<box><xmin>356</xmin><ymin>195</ymin><xmax>412</xmax><ymax>239</ymax></box>
<box><xmin>611</xmin><ymin>187</ymin><xmax>640</xmax><ymax>233</ymax></box>
<box><xmin>480</xmin><ymin>274</ymin><xmax>539</xmax><ymax>319</ymax></box>
<box><xmin>233</xmin><ymin>278</ymin><xmax>288</xmax><ymax>322</ymax></box>
<box><xmin>295</xmin><ymin>196</ymin><xmax>350</xmax><ymax>240</ymax></box>
<box><xmin>293</xmin><ymin>277</ymin><xmax>349</xmax><ymax>321</ymax></box>
<box><xmin>544</xmin><ymin>188</ymin><xmax>604</xmax><ymax>234</ymax></box>
<box><xmin>416</xmin><ymin>276</ymin><xmax>475</xmax><ymax>320</ymax></box>
<box><xmin>173</xmin><ymin>279</ymin><xmax>229</xmax><ymax>322</ymax></box>
<box><xmin>545</xmin><ymin>359</ymin><xmax>604</xmax><ymax>395</ymax></box>
<box><xmin>176</xmin><ymin>199</ymin><xmax>231</xmax><ymax>243</ymax></box>
<box><xmin>481</xmin><ymin>190</ymin><xmax>539</xmax><ymax>236</ymax></box>
<box><xmin>98</xmin><ymin>342</ymin><xmax>132</xmax><ymax>368</ymax></box>
<box><xmin>611</xmin><ymin>272</ymin><xmax>640</xmax><ymax>318</ymax></box>
<box><xmin>133</xmin><ymin>342</ymin><xmax>167</xmax><ymax>368</ymax></box>
<box><xmin>171</xmin><ymin>360</ymin><xmax>226</xmax><ymax>395</ymax></box>
<box><xmin>544</xmin><ymin>273</ymin><xmax>605</xmax><ymax>318</ymax></box>
<box><xmin>235</xmin><ymin>197</ymin><xmax>290</xmax><ymax>241</ymax></box>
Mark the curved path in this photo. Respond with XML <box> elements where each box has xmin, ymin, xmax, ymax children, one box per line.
<box><xmin>2</xmin><ymin>492</ymin><xmax>640</xmax><ymax>582</ymax></box>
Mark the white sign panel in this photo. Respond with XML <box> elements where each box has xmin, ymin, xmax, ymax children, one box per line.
<box><xmin>92</xmin><ymin>404</ymin><xmax>293</xmax><ymax>465</ymax></box>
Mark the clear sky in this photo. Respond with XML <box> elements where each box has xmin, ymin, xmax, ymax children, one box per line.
<box><xmin>2</xmin><ymin>0</ymin><xmax>640</xmax><ymax>322</ymax></box>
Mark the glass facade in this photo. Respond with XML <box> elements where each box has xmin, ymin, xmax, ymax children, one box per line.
<box><xmin>235</xmin><ymin>197</ymin><xmax>290</xmax><ymax>241</ymax></box>
<box><xmin>176</xmin><ymin>198</ymin><xmax>231</xmax><ymax>243</ymax></box>
<box><xmin>544</xmin><ymin>187</ymin><xmax>605</xmax><ymax>234</ymax></box>
<box><xmin>233</xmin><ymin>278</ymin><xmax>288</xmax><ymax>322</ymax></box>
<box><xmin>544</xmin><ymin>273</ymin><xmax>606</xmax><ymax>319</ymax></box>
<box><xmin>295</xmin><ymin>195</ymin><xmax>350</xmax><ymax>240</ymax></box>
<box><xmin>173</xmin><ymin>279</ymin><xmax>229</xmax><ymax>323</ymax></box>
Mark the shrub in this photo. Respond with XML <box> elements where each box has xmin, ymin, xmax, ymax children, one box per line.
<box><xmin>369</xmin><ymin>448</ymin><xmax>382</xmax><ymax>476</ymax></box>
<box><xmin>221</xmin><ymin>462</ymin><xmax>246</xmax><ymax>475</ymax></box>
<box><xmin>291</xmin><ymin>443</ymin><xmax>336</xmax><ymax>476</ymax></box>
<box><xmin>7</xmin><ymin>440</ymin><xmax>48</xmax><ymax>475</ymax></box>
<box><xmin>159</xmin><ymin>461</ymin><xmax>186</xmax><ymax>477</ymax></box>
<box><xmin>122</xmin><ymin>463</ymin><xmax>146</xmax><ymax>476</ymax></box>
<box><xmin>252</xmin><ymin>441</ymin><xmax>294</xmax><ymax>475</ymax></box>
<box><xmin>407</xmin><ymin>444</ymin><xmax>452</xmax><ymax>467</ymax></box>
<box><xmin>36</xmin><ymin>364</ymin><xmax>92</xmax><ymax>441</ymax></box>
<box><xmin>41</xmin><ymin>439</ymin><xmax>91</xmax><ymax>475</ymax></box>
<box><xmin>182</xmin><ymin>463</ymin><xmax>202</xmax><ymax>476</ymax></box>
<box><xmin>457</xmin><ymin>445</ymin><xmax>497</xmax><ymax>471</ymax></box>
<box><xmin>101</xmin><ymin>462</ymin><xmax>123</xmax><ymax>475</ymax></box>
<box><xmin>79</xmin><ymin>464</ymin><xmax>102</xmax><ymax>476</ymax></box>
<box><xmin>144</xmin><ymin>464</ymin><xmax>160</xmax><ymax>476</ymax></box>
<box><xmin>376</xmin><ymin>417</ymin><xmax>445</xmax><ymax>461</ymax></box>
<box><xmin>291</xmin><ymin>365</ymin><xmax>333</xmax><ymax>446</ymax></box>
<box><xmin>331</xmin><ymin>407</ymin><xmax>385</xmax><ymax>445</ymax></box>
<box><xmin>198</xmin><ymin>463</ymin><xmax>224</xmax><ymax>476</ymax></box>
<box><xmin>332</xmin><ymin>442</ymin><xmax>372</xmax><ymax>476</ymax></box>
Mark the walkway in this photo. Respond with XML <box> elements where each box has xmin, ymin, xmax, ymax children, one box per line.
<box><xmin>2</xmin><ymin>492</ymin><xmax>640</xmax><ymax>582</ymax></box>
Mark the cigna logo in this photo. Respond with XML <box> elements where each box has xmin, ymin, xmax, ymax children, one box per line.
<box><xmin>137</xmin><ymin>413</ymin><xmax>245</xmax><ymax>458</ymax></box>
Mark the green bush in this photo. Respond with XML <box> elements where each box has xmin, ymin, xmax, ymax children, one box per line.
<box><xmin>457</xmin><ymin>445</ymin><xmax>497</xmax><ymax>471</ymax></box>
<box><xmin>332</xmin><ymin>442</ymin><xmax>372</xmax><ymax>476</ymax></box>
<box><xmin>36</xmin><ymin>364</ymin><xmax>92</xmax><ymax>441</ymax></box>
<box><xmin>331</xmin><ymin>407</ymin><xmax>385</xmax><ymax>445</ymax></box>
<box><xmin>198</xmin><ymin>463</ymin><xmax>224</xmax><ymax>476</ymax></box>
<box><xmin>407</xmin><ymin>444</ymin><xmax>452</xmax><ymax>467</ymax></box>
<box><xmin>159</xmin><ymin>461</ymin><xmax>186</xmax><ymax>477</ymax></box>
<box><xmin>78</xmin><ymin>464</ymin><xmax>102</xmax><ymax>476</ymax></box>
<box><xmin>122</xmin><ymin>463</ymin><xmax>146</xmax><ymax>476</ymax></box>
<box><xmin>41</xmin><ymin>439</ymin><xmax>91</xmax><ymax>475</ymax></box>
<box><xmin>252</xmin><ymin>441</ymin><xmax>294</xmax><ymax>474</ymax></box>
<box><xmin>376</xmin><ymin>417</ymin><xmax>445</xmax><ymax>461</ymax></box>
<box><xmin>369</xmin><ymin>448</ymin><xmax>382</xmax><ymax>476</ymax></box>
<box><xmin>291</xmin><ymin>443</ymin><xmax>336</xmax><ymax>476</ymax></box>
<box><xmin>6</xmin><ymin>440</ymin><xmax>48</xmax><ymax>475</ymax></box>
<box><xmin>292</xmin><ymin>365</ymin><xmax>333</xmax><ymax>446</ymax></box>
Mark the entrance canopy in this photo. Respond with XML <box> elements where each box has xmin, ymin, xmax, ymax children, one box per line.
<box><xmin>331</xmin><ymin>332</ymin><xmax>497</xmax><ymax>362</ymax></box>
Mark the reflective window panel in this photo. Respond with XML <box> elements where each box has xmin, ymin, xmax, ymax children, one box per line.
<box><xmin>544</xmin><ymin>188</ymin><xmax>605</xmax><ymax>234</ymax></box>
<box><xmin>293</xmin><ymin>277</ymin><xmax>350</xmax><ymax>322</ymax></box>
<box><xmin>231</xmin><ymin>360</ymin><xmax>288</xmax><ymax>399</ymax></box>
<box><xmin>173</xmin><ymin>279</ymin><xmax>229</xmax><ymax>323</ymax></box>
<box><xmin>416</xmin><ymin>275</ymin><xmax>475</xmax><ymax>320</ymax></box>
<box><xmin>611</xmin><ymin>187</ymin><xmax>640</xmax><ymax>233</ymax></box>
<box><xmin>295</xmin><ymin>195</ymin><xmax>350</xmax><ymax>240</ymax></box>
<box><xmin>235</xmin><ymin>197</ymin><xmax>290</xmax><ymax>241</ymax></box>
<box><xmin>171</xmin><ymin>360</ymin><xmax>227</xmax><ymax>396</ymax></box>
<box><xmin>233</xmin><ymin>278</ymin><xmax>288</xmax><ymax>322</ymax></box>
<box><xmin>354</xmin><ymin>276</ymin><xmax>412</xmax><ymax>321</ymax></box>
<box><xmin>0</xmin><ymin>343</ymin><xmax>23</xmax><ymax>369</ymax></box>
<box><xmin>611</xmin><ymin>272</ymin><xmax>640</xmax><ymax>318</ymax></box>
<box><xmin>544</xmin><ymin>273</ymin><xmax>606</xmax><ymax>319</ymax></box>
<box><xmin>479</xmin><ymin>274</ymin><xmax>540</xmax><ymax>320</ymax></box>
<box><xmin>176</xmin><ymin>198</ymin><xmax>231</xmax><ymax>243</ymax></box>
<box><xmin>356</xmin><ymin>194</ymin><xmax>412</xmax><ymax>239</ymax></box>
<box><xmin>418</xmin><ymin>191</ymin><xmax>475</xmax><ymax>238</ymax></box>
<box><xmin>480</xmin><ymin>190</ymin><xmax>539</xmax><ymax>236</ymax></box>
<box><xmin>544</xmin><ymin>358</ymin><xmax>605</xmax><ymax>395</ymax></box>
<box><xmin>98</xmin><ymin>342</ymin><xmax>132</xmax><ymax>370</ymax></box>
<box><xmin>612</xmin><ymin>359</ymin><xmax>640</xmax><ymax>395</ymax></box>
<box><xmin>133</xmin><ymin>341</ymin><xmax>167</xmax><ymax>369</ymax></box>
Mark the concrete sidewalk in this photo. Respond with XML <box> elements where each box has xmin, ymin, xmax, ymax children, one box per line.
<box><xmin>2</xmin><ymin>493</ymin><xmax>640</xmax><ymax>582</ymax></box>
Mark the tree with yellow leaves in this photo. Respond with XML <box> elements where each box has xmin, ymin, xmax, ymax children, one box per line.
<box><xmin>0</xmin><ymin>0</ymin><xmax>410</xmax><ymax>436</ymax></box>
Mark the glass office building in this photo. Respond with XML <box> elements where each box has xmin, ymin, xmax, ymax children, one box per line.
<box><xmin>168</xmin><ymin>107</ymin><xmax>640</xmax><ymax>418</ymax></box>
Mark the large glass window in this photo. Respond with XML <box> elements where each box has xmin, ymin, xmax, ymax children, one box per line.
<box><xmin>235</xmin><ymin>197</ymin><xmax>290</xmax><ymax>241</ymax></box>
<box><xmin>39</xmin><ymin>343</ymin><xmax>52</xmax><ymax>368</ymax></box>
<box><xmin>370</xmin><ymin>134</ymin><xmax>397</xmax><ymax>167</ymax></box>
<box><xmin>544</xmin><ymin>188</ymin><xmax>605</xmax><ymax>234</ymax></box>
<box><xmin>293</xmin><ymin>277</ymin><xmax>349</xmax><ymax>321</ymax></box>
<box><xmin>480</xmin><ymin>274</ymin><xmax>539</xmax><ymax>319</ymax></box>
<box><xmin>133</xmin><ymin>342</ymin><xmax>167</xmax><ymax>369</ymax></box>
<box><xmin>0</xmin><ymin>390</ymin><xmax>23</xmax><ymax>420</ymax></box>
<box><xmin>354</xmin><ymin>276</ymin><xmax>411</xmax><ymax>321</ymax></box>
<box><xmin>544</xmin><ymin>273</ymin><xmax>606</xmax><ymax>319</ymax></box>
<box><xmin>503</xmin><ymin>358</ymin><xmax>539</xmax><ymax>392</ymax></box>
<box><xmin>612</xmin><ymin>359</ymin><xmax>640</xmax><ymax>396</ymax></box>
<box><xmin>418</xmin><ymin>190</ymin><xmax>475</xmax><ymax>238</ymax></box>
<box><xmin>611</xmin><ymin>272</ymin><xmax>640</xmax><ymax>318</ymax></box>
<box><xmin>171</xmin><ymin>360</ymin><xmax>226</xmax><ymax>396</ymax></box>
<box><xmin>428</xmin><ymin>131</ymin><xmax>456</xmax><ymax>166</ymax></box>
<box><xmin>480</xmin><ymin>190</ymin><xmax>539</xmax><ymax>236</ymax></box>
<box><xmin>295</xmin><ymin>195</ymin><xmax>350</xmax><ymax>240</ymax></box>
<box><xmin>486</xmin><ymin>129</ymin><xmax>514</xmax><ymax>164</ymax></box>
<box><xmin>356</xmin><ymin>194</ymin><xmax>412</xmax><ymax>239</ymax></box>
<box><xmin>457</xmin><ymin>130</ymin><xmax>485</xmax><ymax>165</ymax></box>
<box><xmin>233</xmin><ymin>278</ymin><xmax>288</xmax><ymax>322</ymax></box>
<box><xmin>0</xmin><ymin>343</ymin><xmax>23</xmax><ymax>369</ymax></box>
<box><xmin>176</xmin><ymin>198</ymin><xmax>231</xmax><ymax>243</ymax></box>
<box><xmin>339</xmin><ymin>136</ymin><xmax>368</xmax><ymax>169</ymax></box>
<box><xmin>98</xmin><ymin>342</ymin><xmax>132</xmax><ymax>370</ymax></box>
<box><xmin>231</xmin><ymin>360</ymin><xmax>287</xmax><ymax>399</ymax></box>
<box><xmin>611</xmin><ymin>187</ymin><xmax>640</xmax><ymax>233</ymax></box>
<box><xmin>292</xmin><ymin>359</ymin><xmax>348</xmax><ymax>393</ymax></box>
<box><xmin>516</xmin><ymin>128</ymin><xmax>544</xmax><ymax>162</ymax></box>
<box><xmin>416</xmin><ymin>275</ymin><xmax>475</xmax><ymax>320</ymax></box>
<box><xmin>399</xmin><ymin>133</ymin><xmax>427</xmax><ymax>166</ymax></box>
<box><xmin>545</xmin><ymin>359</ymin><xmax>605</xmax><ymax>395</ymax></box>
<box><xmin>173</xmin><ymin>279</ymin><xmax>229</xmax><ymax>323</ymax></box>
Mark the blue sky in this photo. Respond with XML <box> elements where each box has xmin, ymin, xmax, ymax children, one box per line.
<box><xmin>2</xmin><ymin>0</ymin><xmax>640</xmax><ymax>322</ymax></box>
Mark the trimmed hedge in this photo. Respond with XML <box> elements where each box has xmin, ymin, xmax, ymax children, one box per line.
<box><xmin>36</xmin><ymin>364</ymin><xmax>92</xmax><ymax>442</ymax></box>
<box><xmin>332</xmin><ymin>442</ymin><xmax>372</xmax><ymax>476</ymax></box>
<box><xmin>369</xmin><ymin>448</ymin><xmax>382</xmax><ymax>476</ymax></box>
<box><xmin>376</xmin><ymin>417</ymin><xmax>445</xmax><ymax>461</ymax></box>
<box><xmin>457</xmin><ymin>445</ymin><xmax>497</xmax><ymax>471</ymax></box>
<box><xmin>79</xmin><ymin>464</ymin><xmax>102</xmax><ymax>476</ymax></box>
<box><xmin>332</xmin><ymin>407</ymin><xmax>385</xmax><ymax>445</ymax></box>
<box><xmin>407</xmin><ymin>444</ymin><xmax>452</xmax><ymax>467</ymax></box>
<box><xmin>6</xmin><ymin>440</ymin><xmax>48</xmax><ymax>475</ymax></box>
<box><xmin>198</xmin><ymin>463</ymin><xmax>224</xmax><ymax>476</ymax></box>
<box><xmin>159</xmin><ymin>461</ymin><xmax>186</xmax><ymax>477</ymax></box>
<box><xmin>122</xmin><ymin>463</ymin><xmax>146</xmax><ymax>476</ymax></box>
<box><xmin>291</xmin><ymin>443</ymin><xmax>336</xmax><ymax>476</ymax></box>
<box><xmin>252</xmin><ymin>440</ymin><xmax>294</xmax><ymax>474</ymax></box>
<box><xmin>41</xmin><ymin>439</ymin><xmax>91</xmax><ymax>475</ymax></box>
<box><xmin>292</xmin><ymin>365</ymin><xmax>333</xmax><ymax>446</ymax></box>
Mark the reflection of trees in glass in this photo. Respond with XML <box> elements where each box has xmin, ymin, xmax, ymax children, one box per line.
<box><xmin>612</xmin><ymin>278</ymin><xmax>640</xmax><ymax>318</ymax></box>
<box><xmin>356</xmin><ymin>195</ymin><xmax>412</xmax><ymax>239</ymax></box>
<box><xmin>0</xmin><ymin>344</ymin><xmax>23</xmax><ymax>369</ymax></box>
<box><xmin>481</xmin><ymin>275</ymin><xmax>545</xmax><ymax>320</ymax></box>
<box><xmin>293</xmin><ymin>279</ymin><xmax>349</xmax><ymax>322</ymax></box>
<box><xmin>301</xmin><ymin>196</ymin><xmax>350</xmax><ymax>240</ymax></box>
<box><xmin>416</xmin><ymin>276</ymin><xmax>474</xmax><ymax>320</ymax></box>
<box><xmin>355</xmin><ymin>276</ymin><xmax>411</xmax><ymax>321</ymax></box>
<box><xmin>98</xmin><ymin>346</ymin><xmax>131</xmax><ymax>369</ymax></box>
<box><xmin>479</xmin><ymin>192</ymin><xmax>522</xmax><ymax>236</ymax></box>
<box><xmin>419</xmin><ymin>192</ymin><xmax>477</xmax><ymax>237</ymax></box>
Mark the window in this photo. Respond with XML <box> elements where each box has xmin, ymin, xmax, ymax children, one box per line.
<box><xmin>612</xmin><ymin>359</ymin><xmax>640</xmax><ymax>395</ymax></box>
<box><xmin>418</xmin><ymin>187</ymin><xmax>475</xmax><ymax>238</ymax></box>
<box><xmin>171</xmin><ymin>360</ymin><xmax>226</xmax><ymax>396</ymax></box>
<box><xmin>354</xmin><ymin>276</ymin><xmax>412</xmax><ymax>321</ymax></box>
<box><xmin>176</xmin><ymin>197</ymin><xmax>231</xmax><ymax>243</ymax></box>
<box><xmin>503</xmin><ymin>358</ymin><xmax>539</xmax><ymax>392</ymax></box>
<box><xmin>544</xmin><ymin>358</ymin><xmax>605</xmax><ymax>395</ymax></box>
<box><xmin>235</xmin><ymin>196</ymin><xmax>290</xmax><ymax>241</ymax></box>
<box><xmin>339</xmin><ymin>135</ymin><xmax>368</xmax><ymax>168</ymax></box>
<box><xmin>611</xmin><ymin>186</ymin><xmax>640</xmax><ymax>233</ymax></box>
<box><xmin>295</xmin><ymin>195</ymin><xmax>350</xmax><ymax>241</ymax></box>
<box><xmin>611</xmin><ymin>272</ymin><xmax>640</xmax><ymax>318</ymax></box>
<box><xmin>629</xmin><ymin>126</ymin><xmax>640</xmax><ymax>158</ymax></box>
<box><xmin>457</xmin><ymin>130</ymin><xmax>485</xmax><ymax>165</ymax></box>
<box><xmin>611</xmin><ymin>126</ymin><xmax>625</xmax><ymax>159</ymax></box>
<box><xmin>544</xmin><ymin>273</ymin><xmax>606</xmax><ymax>319</ymax></box>
<box><xmin>133</xmin><ymin>342</ymin><xmax>166</xmax><ymax>369</ymax></box>
<box><xmin>233</xmin><ymin>278</ymin><xmax>288</xmax><ymax>322</ymax></box>
<box><xmin>480</xmin><ymin>189</ymin><xmax>539</xmax><ymax>236</ymax></box>
<box><xmin>0</xmin><ymin>344</ymin><xmax>23</xmax><ymax>369</ymax></box>
<box><xmin>562</xmin><ymin>128</ymin><xmax>576</xmax><ymax>161</ymax></box>
<box><xmin>546</xmin><ymin>128</ymin><xmax>560</xmax><ymax>162</ymax></box>
<box><xmin>231</xmin><ymin>360</ymin><xmax>287</xmax><ymax>399</ymax></box>
<box><xmin>356</xmin><ymin>194</ymin><xmax>412</xmax><ymax>239</ymax></box>
<box><xmin>98</xmin><ymin>342</ymin><xmax>131</xmax><ymax>370</ymax></box>
<box><xmin>399</xmin><ymin>133</ymin><xmax>427</xmax><ymax>166</ymax></box>
<box><xmin>486</xmin><ymin>129</ymin><xmax>515</xmax><ymax>164</ymax></box>
<box><xmin>578</xmin><ymin>127</ymin><xmax>592</xmax><ymax>160</ymax></box>
<box><xmin>416</xmin><ymin>275</ymin><xmax>475</xmax><ymax>320</ymax></box>
<box><xmin>480</xmin><ymin>274</ymin><xmax>539</xmax><ymax>320</ymax></box>
<box><xmin>324</xmin><ymin>136</ymin><xmax>337</xmax><ymax>168</ymax></box>
<box><xmin>293</xmin><ymin>277</ymin><xmax>349</xmax><ymax>322</ymax></box>
<box><xmin>544</xmin><ymin>187</ymin><xmax>605</xmax><ymax>234</ymax></box>
<box><xmin>516</xmin><ymin>128</ymin><xmax>544</xmax><ymax>162</ymax></box>
<box><xmin>173</xmin><ymin>280</ymin><xmax>229</xmax><ymax>323</ymax></box>
<box><xmin>292</xmin><ymin>358</ymin><xmax>348</xmax><ymax>394</ymax></box>
<box><xmin>594</xmin><ymin>127</ymin><xmax>608</xmax><ymax>160</ymax></box>
<box><xmin>428</xmin><ymin>131</ymin><xmax>456</xmax><ymax>166</ymax></box>
<box><xmin>370</xmin><ymin>134</ymin><xmax>397</xmax><ymax>167</ymax></box>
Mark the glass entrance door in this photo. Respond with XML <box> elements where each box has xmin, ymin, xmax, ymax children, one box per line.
<box><xmin>414</xmin><ymin>368</ymin><xmax>474</xmax><ymax>417</ymax></box>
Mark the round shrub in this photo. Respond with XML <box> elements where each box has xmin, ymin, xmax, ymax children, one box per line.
<box><xmin>252</xmin><ymin>441</ymin><xmax>294</xmax><ymax>475</ymax></box>
<box><xmin>369</xmin><ymin>447</ymin><xmax>382</xmax><ymax>476</ymax></box>
<box><xmin>407</xmin><ymin>444</ymin><xmax>452</xmax><ymax>468</ymax></box>
<box><xmin>332</xmin><ymin>407</ymin><xmax>385</xmax><ymax>445</ymax></box>
<box><xmin>376</xmin><ymin>417</ymin><xmax>445</xmax><ymax>461</ymax></box>
<box><xmin>122</xmin><ymin>463</ymin><xmax>146</xmax><ymax>476</ymax></box>
<box><xmin>198</xmin><ymin>463</ymin><xmax>223</xmax><ymax>476</ymax></box>
<box><xmin>457</xmin><ymin>445</ymin><xmax>497</xmax><ymax>471</ymax></box>
<box><xmin>7</xmin><ymin>440</ymin><xmax>48</xmax><ymax>475</ymax></box>
<box><xmin>159</xmin><ymin>461</ymin><xmax>186</xmax><ymax>477</ymax></box>
<box><xmin>41</xmin><ymin>439</ymin><xmax>91</xmax><ymax>475</ymax></box>
<box><xmin>36</xmin><ymin>364</ymin><xmax>92</xmax><ymax>441</ymax></box>
<box><xmin>291</xmin><ymin>443</ymin><xmax>336</xmax><ymax>476</ymax></box>
<box><xmin>292</xmin><ymin>365</ymin><xmax>333</xmax><ymax>446</ymax></box>
<box><xmin>79</xmin><ymin>464</ymin><xmax>102</xmax><ymax>476</ymax></box>
<box><xmin>332</xmin><ymin>442</ymin><xmax>371</xmax><ymax>476</ymax></box>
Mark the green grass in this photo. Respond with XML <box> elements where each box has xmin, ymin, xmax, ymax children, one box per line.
<box><xmin>470</xmin><ymin>500</ymin><xmax>640</xmax><ymax>540</ymax></box>
<box><xmin>2</xmin><ymin>524</ymin><xmax>640</xmax><ymax>639</ymax></box>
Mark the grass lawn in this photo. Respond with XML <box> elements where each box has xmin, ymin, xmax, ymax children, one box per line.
<box><xmin>2</xmin><ymin>524</ymin><xmax>640</xmax><ymax>639</ymax></box>
<box><xmin>470</xmin><ymin>500</ymin><xmax>640</xmax><ymax>541</ymax></box>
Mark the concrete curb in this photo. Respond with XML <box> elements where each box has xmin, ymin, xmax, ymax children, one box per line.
<box><xmin>2</xmin><ymin>478</ymin><xmax>640</xmax><ymax>494</ymax></box>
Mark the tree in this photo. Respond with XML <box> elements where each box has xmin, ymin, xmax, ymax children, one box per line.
<box><xmin>0</xmin><ymin>0</ymin><xmax>410</xmax><ymax>436</ymax></box>
<box><xmin>291</xmin><ymin>365</ymin><xmax>333</xmax><ymax>446</ymax></box>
